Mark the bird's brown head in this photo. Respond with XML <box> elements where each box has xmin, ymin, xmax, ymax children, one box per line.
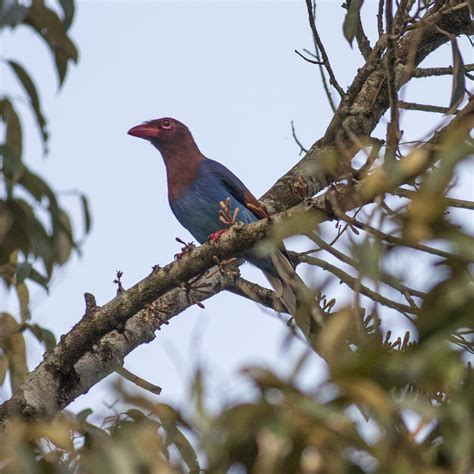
<box><xmin>127</xmin><ymin>117</ymin><xmax>198</xmax><ymax>156</ymax></box>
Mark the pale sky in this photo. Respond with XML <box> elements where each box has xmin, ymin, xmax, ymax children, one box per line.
<box><xmin>1</xmin><ymin>0</ymin><xmax>472</xmax><ymax>420</ymax></box>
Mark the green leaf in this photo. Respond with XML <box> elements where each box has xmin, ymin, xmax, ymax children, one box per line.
<box><xmin>16</xmin><ymin>261</ymin><xmax>49</xmax><ymax>291</ymax></box>
<box><xmin>15</xmin><ymin>261</ymin><xmax>32</xmax><ymax>285</ymax></box>
<box><xmin>16</xmin><ymin>171</ymin><xmax>79</xmax><ymax>268</ymax></box>
<box><xmin>0</xmin><ymin>312</ymin><xmax>28</xmax><ymax>393</ymax></box>
<box><xmin>53</xmin><ymin>208</ymin><xmax>73</xmax><ymax>265</ymax></box>
<box><xmin>25</xmin><ymin>323</ymin><xmax>56</xmax><ymax>351</ymax></box>
<box><xmin>15</xmin><ymin>282</ymin><xmax>30</xmax><ymax>321</ymax></box>
<box><xmin>0</xmin><ymin>144</ymin><xmax>25</xmax><ymax>185</ymax></box>
<box><xmin>343</xmin><ymin>0</ymin><xmax>364</xmax><ymax>47</ymax></box>
<box><xmin>7</xmin><ymin>60</ymin><xmax>49</xmax><ymax>152</ymax></box>
<box><xmin>0</xmin><ymin>98</ymin><xmax>22</xmax><ymax>158</ymax></box>
<box><xmin>76</xmin><ymin>408</ymin><xmax>94</xmax><ymax>421</ymax></box>
<box><xmin>447</xmin><ymin>38</ymin><xmax>465</xmax><ymax>114</ymax></box>
<box><xmin>171</xmin><ymin>428</ymin><xmax>201</xmax><ymax>473</ymax></box>
<box><xmin>0</xmin><ymin>0</ymin><xmax>27</xmax><ymax>29</ymax></box>
<box><xmin>24</xmin><ymin>2</ymin><xmax>79</xmax><ymax>87</ymax></box>
<box><xmin>9</xmin><ymin>200</ymin><xmax>41</xmax><ymax>256</ymax></box>
<box><xmin>80</xmin><ymin>193</ymin><xmax>92</xmax><ymax>235</ymax></box>
<box><xmin>59</xmin><ymin>0</ymin><xmax>75</xmax><ymax>31</ymax></box>
<box><xmin>29</xmin><ymin>266</ymin><xmax>50</xmax><ymax>290</ymax></box>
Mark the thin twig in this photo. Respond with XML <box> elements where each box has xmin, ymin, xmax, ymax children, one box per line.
<box><xmin>310</xmin><ymin>232</ymin><xmax>426</xmax><ymax>301</ymax></box>
<box><xmin>352</xmin><ymin>218</ymin><xmax>458</xmax><ymax>260</ymax></box>
<box><xmin>391</xmin><ymin>187</ymin><xmax>474</xmax><ymax>210</ymax></box>
<box><xmin>290</xmin><ymin>120</ymin><xmax>309</xmax><ymax>155</ymax></box>
<box><xmin>301</xmin><ymin>255</ymin><xmax>416</xmax><ymax>318</ymax></box>
<box><xmin>399</xmin><ymin>101</ymin><xmax>451</xmax><ymax>114</ymax></box>
<box><xmin>355</xmin><ymin>8</ymin><xmax>372</xmax><ymax>60</ymax></box>
<box><xmin>355</xmin><ymin>139</ymin><xmax>384</xmax><ymax>179</ymax></box>
<box><xmin>303</xmin><ymin>48</ymin><xmax>337</xmax><ymax>112</ymax></box>
<box><xmin>294</xmin><ymin>49</ymin><xmax>323</xmax><ymax>65</ymax></box>
<box><xmin>305</xmin><ymin>0</ymin><xmax>345</xmax><ymax>99</ymax></box>
<box><xmin>394</xmin><ymin>0</ymin><xmax>410</xmax><ymax>32</ymax></box>
<box><xmin>115</xmin><ymin>366</ymin><xmax>162</xmax><ymax>395</ymax></box>
<box><xmin>413</xmin><ymin>64</ymin><xmax>474</xmax><ymax>78</ymax></box>
<box><xmin>377</xmin><ymin>0</ymin><xmax>384</xmax><ymax>37</ymax></box>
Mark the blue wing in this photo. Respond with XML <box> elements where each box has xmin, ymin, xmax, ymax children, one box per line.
<box><xmin>204</xmin><ymin>159</ymin><xmax>269</xmax><ymax>220</ymax></box>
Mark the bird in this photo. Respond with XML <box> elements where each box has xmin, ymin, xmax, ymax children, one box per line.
<box><xmin>128</xmin><ymin>117</ymin><xmax>313</xmax><ymax>335</ymax></box>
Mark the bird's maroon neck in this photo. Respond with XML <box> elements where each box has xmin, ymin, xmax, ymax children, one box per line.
<box><xmin>151</xmin><ymin>138</ymin><xmax>205</xmax><ymax>200</ymax></box>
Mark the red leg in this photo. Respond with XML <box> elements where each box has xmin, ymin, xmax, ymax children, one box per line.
<box><xmin>209</xmin><ymin>229</ymin><xmax>227</xmax><ymax>242</ymax></box>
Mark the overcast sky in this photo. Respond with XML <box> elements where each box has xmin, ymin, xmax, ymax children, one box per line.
<box><xmin>1</xmin><ymin>0</ymin><xmax>472</xmax><ymax>420</ymax></box>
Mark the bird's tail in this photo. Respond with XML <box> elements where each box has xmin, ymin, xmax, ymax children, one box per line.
<box><xmin>264</xmin><ymin>250</ymin><xmax>322</xmax><ymax>338</ymax></box>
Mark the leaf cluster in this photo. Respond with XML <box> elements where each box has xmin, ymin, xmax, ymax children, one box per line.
<box><xmin>0</xmin><ymin>0</ymin><xmax>90</xmax><ymax>397</ymax></box>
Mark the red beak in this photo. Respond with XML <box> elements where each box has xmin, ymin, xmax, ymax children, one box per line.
<box><xmin>127</xmin><ymin>123</ymin><xmax>160</xmax><ymax>139</ymax></box>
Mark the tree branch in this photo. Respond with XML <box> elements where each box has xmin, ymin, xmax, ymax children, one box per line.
<box><xmin>399</xmin><ymin>101</ymin><xmax>451</xmax><ymax>114</ymax></box>
<box><xmin>391</xmin><ymin>187</ymin><xmax>474</xmax><ymax>210</ymax></box>
<box><xmin>301</xmin><ymin>255</ymin><xmax>416</xmax><ymax>318</ymax></box>
<box><xmin>304</xmin><ymin>0</ymin><xmax>345</xmax><ymax>99</ymax></box>
<box><xmin>413</xmin><ymin>63</ymin><xmax>474</xmax><ymax>78</ymax></box>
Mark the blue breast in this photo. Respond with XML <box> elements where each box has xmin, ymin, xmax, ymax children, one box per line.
<box><xmin>169</xmin><ymin>161</ymin><xmax>257</xmax><ymax>244</ymax></box>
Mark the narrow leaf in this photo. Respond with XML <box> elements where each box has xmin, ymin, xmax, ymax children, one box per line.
<box><xmin>172</xmin><ymin>428</ymin><xmax>201</xmax><ymax>473</ymax></box>
<box><xmin>53</xmin><ymin>209</ymin><xmax>74</xmax><ymax>265</ymax></box>
<box><xmin>24</xmin><ymin>2</ymin><xmax>79</xmax><ymax>87</ymax></box>
<box><xmin>16</xmin><ymin>261</ymin><xmax>49</xmax><ymax>291</ymax></box>
<box><xmin>0</xmin><ymin>98</ymin><xmax>22</xmax><ymax>158</ymax></box>
<box><xmin>343</xmin><ymin>0</ymin><xmax>364</xmax><ymax>47</ymax></box>
<box><xmin>80</xmin><ymin>193</ymin><xmax>92</xmax><ymax>235</ymax></box>
<box><xmin>59</xmin><ymin>0</ymin><xmax>75</xmax><ymax>31</ymax></box>
<box><xmin>448</xmin><ymin>38</ymin><xmax>465</xmax><ymax>114</ymax></box>
<box><xmin>29</xmin><ymin>266</ymin><xmax>50</xmax><ymax>291</ymax></box>
<box><xmin>76</xmin><ymin>408</ymin><xmax>93</xmax><ymax>420</ymax></box>
<box><xmin>0</xmin><ymin>312</ymin><xmax>28</xmax><ymax>393</ymax></box>
<box><xmin>15</xmin><ymin>282</ymin><xmax>30</xmax><ymax>321</ymax></box>
<box><xmin>7</xmin><ymin>60</ymin><xmax>49</xmax><ymax>152</ymax></box>
<box><xmin>26</xmin><ymin>323</ymin><xmax>57</xmax><ymax>351</ymax></box>
<box><xmin>15</xmin><ymin>261</ymin><xmax>32</xmax><ymax>285</ymax></box>
<box><xmin>0</xmin><ymin>144</ymin><xmax>25</xmax><ymax>184</ymax></box>
<box><xmin>18</xmin><ymin>169</ymin><xmax>59</xmax><ymax>209</ymax></box>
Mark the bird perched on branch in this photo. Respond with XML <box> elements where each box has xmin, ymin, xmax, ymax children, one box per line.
<box><xmin>128</xmin><ymin>117</ymin><xmax>314</xmax><ymax>334</ymax></box>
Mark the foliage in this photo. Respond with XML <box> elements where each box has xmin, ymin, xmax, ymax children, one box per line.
<box><xmin>0</xmin><ymin>0</ymin><xmax>90</xmax><ymax>393</ymax></box>
<box><xmin>0</xmin><ymin>0</ymin><xmax>473</xmax><ymax>473</ymax></box>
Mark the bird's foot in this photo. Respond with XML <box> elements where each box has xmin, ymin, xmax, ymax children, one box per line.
<box><xmin>209</xmin><ymin>229</ymin><xmax>227</xmax><ymax>242</ymax></box>
<box><xmin>174</xmin><ymin>237</ymin><xmax>196</xmax><ymax>260</ymax></box>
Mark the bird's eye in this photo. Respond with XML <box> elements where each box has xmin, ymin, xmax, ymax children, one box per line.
<box><xmin>162</xmin><ymin>119</ymin><xmax>173</xmax><ymax>129</ymax></box>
